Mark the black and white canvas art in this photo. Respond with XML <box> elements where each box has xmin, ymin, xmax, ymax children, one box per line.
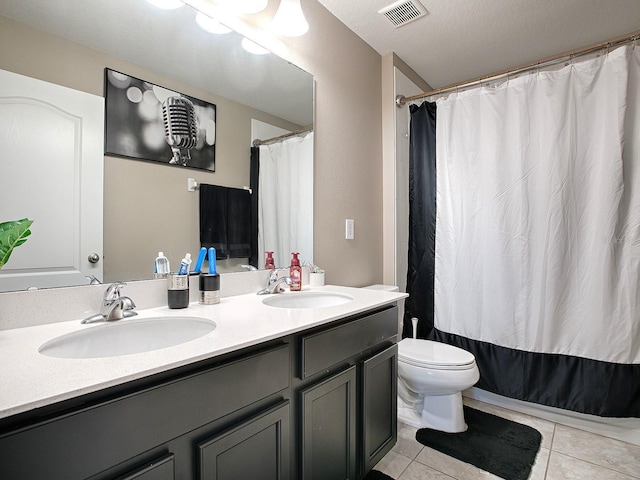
<box><xmin>104</xmin><ymin>69</ymin><xmax>216</xmax><ymax>172</ymax></box>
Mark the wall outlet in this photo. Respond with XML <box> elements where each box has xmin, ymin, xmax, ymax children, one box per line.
<box><xmin>345</xmin><ymin>219</ymin><xmax>354</xmax><ymax>240</ymax></box>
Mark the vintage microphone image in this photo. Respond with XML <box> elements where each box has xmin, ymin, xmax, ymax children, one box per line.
<box><xmin>104</xmin><ymin>70</ymin><xmax>216</xmax><ymax>171</ymax></box>
<box><xmin>162</xmin><ymin>95</ymin><xmax>198</xmax><ymax>166</ymax></box>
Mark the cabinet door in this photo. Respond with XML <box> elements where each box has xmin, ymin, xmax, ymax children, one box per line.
<box><xmin>301</xmin><ymin>366</ymin><xmax>357</xmax><ymax>480</ymax></box>
<box><xmin>362</xmin><ymin>344</ymin><xmax>398</xmax><ymax>473</ymax></box>
<box><xmin>198</xmin><ymin>402</ymin><xmax>290</xmax><ymax>480</ymax></box>
<box><xmin>116</xmin><ymin>454</ymin><xmax>174</xmax><ymax>480</ymax></box>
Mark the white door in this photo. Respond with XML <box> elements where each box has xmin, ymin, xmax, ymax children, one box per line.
<box><xmin>0</xmin><ymin>69</ymin><xmax>104</xmax><ymax>292</ymax></box>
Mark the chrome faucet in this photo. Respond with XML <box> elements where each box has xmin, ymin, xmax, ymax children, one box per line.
<box><xmin>257</xmin><ymin>268</ymin><xmax>293</xmax><ymax>295</ymax></box>
<box><xmin>85</xmin><ymin>274</ymin><xmax>102</xmax><ymax>285</ymax></box>
<box><xmin>82</xmin><ymin>282</ymin><xmax>138</xmax><ymax>324</ymax></box>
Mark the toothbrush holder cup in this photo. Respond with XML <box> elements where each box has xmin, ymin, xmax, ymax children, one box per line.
<box><xmin>167</xmin><ymin>273</ymin><xmax>189</xmax><ymax>309</ymax></box>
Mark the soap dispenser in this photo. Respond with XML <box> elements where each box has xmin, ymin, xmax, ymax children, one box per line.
<box><xmin>265</xmin><ymin>251</ymin><xmax>275</xmax><ymax>270</ymax></box>
<box><xmin>289</xmin><ymin>252</ymin><xmax>301</xmax><ymax>291</ymax></box>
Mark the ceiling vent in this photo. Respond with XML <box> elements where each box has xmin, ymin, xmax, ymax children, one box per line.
<box><xmin>378</xmin><ymin>0</ymin><xmax>428</xmax><ymax>28</ymax></box>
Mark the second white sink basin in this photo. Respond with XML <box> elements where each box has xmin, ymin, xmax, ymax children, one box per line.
<box><xmin>262</xmin><ymin>292</ymin><xmax>353</xmax><ymax>309</ymax></box>
<box><xmin>39</xmin><ymin>316</ymin><xmax>216</xmax><ymax>359</ymax></box>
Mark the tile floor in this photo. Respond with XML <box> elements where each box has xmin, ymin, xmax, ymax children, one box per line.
<box><xmin>374</xmin><ymin>398</ymin><xmax>640</xmax><ymax>480</ymax></box>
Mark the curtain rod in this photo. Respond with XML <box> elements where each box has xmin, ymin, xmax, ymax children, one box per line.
<box><xmin>396</xmin><ymin>31</ymin><xmax>640</xmax><ymax>107</ymax></box>
<box><xmin>252</xmin><ymin>127</ymin><xmax>313</xmax><ymax>147</ymax></box>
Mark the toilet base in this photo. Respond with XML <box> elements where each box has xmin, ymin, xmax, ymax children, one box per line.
<box><xmin>398</xmin><ymin>391</ymin><xmax>468</xmax><ymax>433</ymax></box>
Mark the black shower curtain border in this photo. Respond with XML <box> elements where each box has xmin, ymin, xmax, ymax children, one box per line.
<box><xmin>430</xmin><ymin>328</ymin><xmax>640</xmax><ymax>418</ymax></box>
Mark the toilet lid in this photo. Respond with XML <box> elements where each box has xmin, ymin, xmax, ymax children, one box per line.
<box><xmin>398</xmin><ymin>339</ymin><xmax>476</xmax><ymax>368</ymax></box>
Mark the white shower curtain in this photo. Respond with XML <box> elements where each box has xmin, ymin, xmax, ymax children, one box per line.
<box><xmin>258</xmin><ymin>132</ymin><xmax>314</xmax><ymax>268</ymax></box>
<box><xmin>434</xmin><ymin>45</ymin><xmax>640</xmax><ymax>364</ymax></box>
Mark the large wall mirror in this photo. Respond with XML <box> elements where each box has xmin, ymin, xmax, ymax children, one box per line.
<box><xmin>0</xmin><ymin>0</ymin><xmax>314</xmax><ymax>292</ymax></box>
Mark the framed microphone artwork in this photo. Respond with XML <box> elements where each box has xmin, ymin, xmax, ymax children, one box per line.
<box><xmin>104</xmin><ymin>68</ymin><xmax>216</xmax><ymax>172</ymax></box>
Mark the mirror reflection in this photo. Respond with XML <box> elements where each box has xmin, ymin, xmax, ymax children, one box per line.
<box><xmin>0</xmin><ymin>0</ymin><xmax>314</xmax><ymax>292</ymax></box>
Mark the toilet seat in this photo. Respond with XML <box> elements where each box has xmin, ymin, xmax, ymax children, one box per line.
<box><xmin>398</xmin><ymin>339</ymin><xmax>476</xmax><ymax>370</ymax></box>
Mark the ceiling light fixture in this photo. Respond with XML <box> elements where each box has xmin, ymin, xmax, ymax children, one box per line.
<box><xmin>239</xmin><ymin>0</ymin><xmax>268</xmax><ymax>14</ymax></box>
<box><xmin>144</xmin><ymin>0</ymin><xmax>185</xmax><ymax>10</ymax></box>
<box><xmin>241</xmin><ymin>37</ymin><xmax>270</xmax><ymax>55</ymax></box>
<box><xmin>195</xmin><ymin>12</ymin><xmax>232</xmax><ymax>34</ymax></box>
<box><xmin>218</xmin><ymin>0</ymin><xmax>268</xmax><ymax>14</ymax></box>
<box><xmin>270</xmin><ymin>0</ymin><xmax>309</xmax><ymax>37</ymax></box>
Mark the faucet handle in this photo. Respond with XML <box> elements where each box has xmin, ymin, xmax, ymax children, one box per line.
<box><xmin>269</xmin><ymin>268</ymin><xmax>288</xmax><ymax>283</ymax></box>
<box><xmin>103</xmin><ymin>282</ymin><xmax>126</xmax><ymax>301</ymax></box>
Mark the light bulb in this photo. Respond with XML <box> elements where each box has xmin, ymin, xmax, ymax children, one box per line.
<box><xmin>238</xmin><ymin>0</ymin><xmax>268</xmax><ymax>13</ymax></box>
<box><xmin>218</xmin><ymin>0</ymin><xmax>268</xmax><ymax>14</ymax></box>
<box><xmin>271</xmin><ymin>0</ymin><xmax>309</xmax><ymax>37</ymax></box>
<box><xmin>145</xmin><ymin>0</ymin><xmax>184</xmax><ymax>10</ymax></box>
<box><xmin>195</xmin><ymin>12</ymin><xmax>232</xmax><ymax>34</ymax></box>
<box><xmin>241</xmin><ymin>37</ymin><xmax>270</xmax><ymax>55</ymax></box>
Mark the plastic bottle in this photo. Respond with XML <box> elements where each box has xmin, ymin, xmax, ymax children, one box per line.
<box><xmin>289</xmin><ymin>252</ymin><xmax>302</xmax><ymax>291</ymax></box>
<box><xmin>265</xmin><ymin>251</ymin><xmax>275</xmax><ymax>270</ymax></box>
<box><xmin>154</xmin><ymin>252</ymin><xmax>170</xmax><ymax>279</ymax></box>
<box><xmin>177</xmin><ymin>253</ymin><xmax>192</xmax><ymax>275</ymax></box>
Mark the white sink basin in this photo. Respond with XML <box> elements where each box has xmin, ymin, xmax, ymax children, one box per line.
<box><xmin>262</xmin><ymin>292</ymin><xmax>353</xmax><ymax>309</ymax></box>
<box><xmin>39</xmin><ymin>316</ymin><xmax>216</xmax><ymax>359</ymax></box>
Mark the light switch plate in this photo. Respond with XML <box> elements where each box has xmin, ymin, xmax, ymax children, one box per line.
<box><xmin>345</xmin><ymin>219</ymin><xmax>354</xmax><ymax>240</ymax></box>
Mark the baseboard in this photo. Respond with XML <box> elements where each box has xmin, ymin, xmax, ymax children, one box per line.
<box><xmin>464</xmin><ymin>387</ymin><xmax>640</xmax><ymax>446</ymax></box>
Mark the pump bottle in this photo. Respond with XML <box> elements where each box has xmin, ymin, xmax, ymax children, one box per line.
<box><xmin>289</xmin><ymin>252</ymin><xmax>302</xmax><ymax>291</ymax></box>
<box><xmin>265</xmin><ymin>251</ymin><xmax>275</xmax><ymax>270</ymax></box>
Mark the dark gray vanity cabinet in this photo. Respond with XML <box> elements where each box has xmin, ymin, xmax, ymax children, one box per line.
<box><xmin>297</xmin><ymin>306</ymin><xmax>398</xmax><ymax>480</ymax></box>
<box><xmin>0</xmin><ymin>304</ymin><xmax>399</xmax><ymax>480</ymax></box>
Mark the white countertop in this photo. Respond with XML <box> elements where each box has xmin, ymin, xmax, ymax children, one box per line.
<box><xmin>0</xmin><ymin>285</ymin><xmax>406</xmax><ymax>420</ymax></box>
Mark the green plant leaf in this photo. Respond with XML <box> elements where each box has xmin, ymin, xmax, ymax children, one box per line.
<box><xmin>0</xmin><ymin>218</ymin><xmax>34</xmax><ymax>270</ymax></box>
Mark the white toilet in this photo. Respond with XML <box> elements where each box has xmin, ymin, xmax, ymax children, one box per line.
<box><xmin>360</xmin><ymin>287</ymin><xmax>479</xmax><ymax>433</ymax></box>
<box><xmin>397</xmin><ymin>319</ymin><xmax>480</xmax><ymax>432</ymax></box>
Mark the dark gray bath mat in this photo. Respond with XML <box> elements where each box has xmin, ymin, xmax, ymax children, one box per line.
<box><xmin>363</xmin><ymin>470</ymin><xmax>394</xmax><ymax>480</ymax></box>
<box><xmin>416</xmin><ymin>406</ymin><xmax>542</xmax><ymax>480</ymax></box>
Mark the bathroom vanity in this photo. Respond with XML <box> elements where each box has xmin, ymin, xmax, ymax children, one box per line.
<box><xmin>0</xmin><ymin>285</ymin><xmax>405</xmax><ymax>479</ymax></box>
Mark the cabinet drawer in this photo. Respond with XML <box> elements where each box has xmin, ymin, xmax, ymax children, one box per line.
<box><xmin>300</xmin><ymin>306</ymin><xmax>397</xmax><ymax>379</ymax></box>
<box><xmin>0</xmin><ymin>344</ymin><xmax>290</xmax><ymax>480</ymax></box>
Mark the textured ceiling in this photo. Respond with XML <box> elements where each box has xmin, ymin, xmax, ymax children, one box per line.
<box><xmin>317</xmin><ymin>0</ymin><xmax>640</xmax><ymax>90</ymax></box>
